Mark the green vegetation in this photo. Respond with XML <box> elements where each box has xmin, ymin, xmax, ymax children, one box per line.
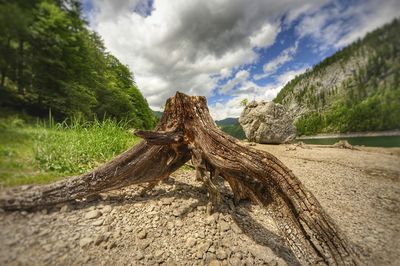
<box><xmin>0</xmin><ymin>0</ymin><xmax>157</xmax><ymax>129</ymax></box>
<box><xmin>295</xmin><ymin>88</ymin><xmax>400</xmax><ymax>135</ymax></box>
<box><xmin>0</xmin><ymin>116</ymin><xmax>139</xmax><ymax>187</ymax></box>
<box><xmin>274</xmin><ymin>19</ymin><xmax>400</xmax><ymax>135</ymax></box>
<box><xmin>215</xmin><ymin>118</ymin><xmax>246</xmax><ymax>139</ymax></box>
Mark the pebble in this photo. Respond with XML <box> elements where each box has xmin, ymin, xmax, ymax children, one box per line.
<box><xmin>229</xmin><ymin>257</ymin><xmax>241</xmax><ymax>266</ymax></box>
<box><xmin>185</xmin><ymin>237</ymin><xmax>197</xmax><ymax>248</ymax></box>
<box><xmin>216</xmin><ymin>248</ymin><xmax>228</xmax><ymax>260</ymax></box>
<box><xmin>101</xmin><ymin>205</ymin><xmax>113</xmax><ymax>213</ymax></box>
<box><xmin>219</xmin><ymin>221</ymin><xmax>230</xmax><ymax>232</ymax></box>
<box><xmin>173</xmin><ymin>207</ymin><xmax>186</xmax><ymax>217</ymax></box>
<box><xmin>79</xmin><ymin>238</ymin><xmax>94</xmax><ymax>248</ymax></box>
<box><xmin>85</xmin><ymin>210</ymin><xmax>102</xmax><ymax>220</ymax></box>
<box><xmin>92</xmin><ymin>219</ymin><xmax>104</xmax><ymax>226</ymax></box>
<box><xmin>60</xmin><ymin>205</ymin><xmax>70</xmax><ymax>213</ymax></box>
<box><xmin>250</xmin><ymin>245</ymin><xmax>275</xmax><ymax>263</ymax></box>
<box><xmin>136</xmin><ymin>251</ymin><xmax>145</xmax><ymax>260</ymax></box>
<box><xmin>209</xmin><ymin>259</ymin><xmax>221</xmax><ymax>266</ymax></box>
<box><xmin>137</xmin><ymin>230</ymin><xmax>147</xmax><ymax>239</ymax></box>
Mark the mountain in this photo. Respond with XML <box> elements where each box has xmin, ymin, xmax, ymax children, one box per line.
<box><xmin>153</xmin><ymin>111</ymin><xmax>164</xmax><ymax>119</ymax></box>
<box><xmin>215</xmin><ymin>117</ymin><xmax>239</xmax><ymax>126</ymax></box>
<box><xmin>274</xmin><ymin>19</ymin><xmax>400</xmax><ymax>136</ymax></box>
<box><xmin>215</xmin><ymin>118</ymin><xmax>246</xmax><ymax>139</ymax></box>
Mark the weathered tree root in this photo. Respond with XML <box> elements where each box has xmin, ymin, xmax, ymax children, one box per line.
<box><xmin>0</xmin><ymin>92</ymin><xmax>360</xmax><ymax>265</ymax></box>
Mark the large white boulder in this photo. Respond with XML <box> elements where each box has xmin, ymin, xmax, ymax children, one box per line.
<box><xmin>239</xmin><ymin>101</ymin><xmax>296</xmax><ymax>144</ymax></box>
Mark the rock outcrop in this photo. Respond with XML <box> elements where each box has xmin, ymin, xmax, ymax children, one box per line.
<box><xmin>239</xmin><ymin>101</ymin><xmax>296</xmax><ymax>144</ymax></box>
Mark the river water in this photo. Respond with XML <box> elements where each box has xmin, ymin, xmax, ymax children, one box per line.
<box><xmin>297</xmin><ymin>135</ymin><xmax>400</xmax><ymax>147</ymax></box>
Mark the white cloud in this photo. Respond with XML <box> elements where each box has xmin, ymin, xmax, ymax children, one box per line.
<box><xmin>335</xmin><ymin>0</ymin><xmax>400</xmax><ymax>47</ymax></box>
<box><xmin>295</xmin><ymin>0</ymin><xmax>400</xmax><ymax>52</ymax></box>
<box><xmin>220</xmin><ymin>69</ymin><xmax>250</xmax><ymax>94</ymax></box>
<box><xmin>87</xmin><ymin>0</ymin><xmax>322</xmax><ymax>109</ymax></box>
<box><xmin>250</xmin><ymin>23</ymin><xmax>280</xmax><ymax>48</ymax></box>
<box><xmin>210</xmin><ymin>66</ymin><xmax>308</xmax><ymax>120</ymax></box>
<box><xmin>253</xmin><ymin>42</ymin><xmax>298</xmax><ymax>80</ymax></box>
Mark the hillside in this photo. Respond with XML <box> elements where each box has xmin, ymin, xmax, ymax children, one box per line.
<box><xmin>215</xmin><ymin>118</ymin><xmax>246</xmax><ymax>139</ymax></box>
<box><xmin>274</xmin><ymin>19</ymin><xmax>400</xmax><ymax>136</ymax></box>
<box><xmin>0</xmin><ymin>0</ymin><xmax>156</xmax><ymax>129</ymax></box>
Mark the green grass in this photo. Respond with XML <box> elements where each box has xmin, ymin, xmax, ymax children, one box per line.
<box><xmin>0</xmin><ymin>116</ymin><xmax>140</xmax><ymax>187</ymax></box>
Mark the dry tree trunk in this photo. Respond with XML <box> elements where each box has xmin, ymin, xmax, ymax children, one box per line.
<box><xmin>0</xmin><ymin>92</ymin><xmax>359</xmax><ymax>265</ymax></box>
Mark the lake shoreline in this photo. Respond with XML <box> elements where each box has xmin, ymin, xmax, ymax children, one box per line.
<box><xmin>296</xmin><ymin>129</ymin><xmax>400</xmax><ymax>139</ymax></box>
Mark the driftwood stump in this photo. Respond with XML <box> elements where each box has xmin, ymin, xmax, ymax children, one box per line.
<box><xmin>0</xmin><ymin>92</ymin><xmax>359</xmax><ymax>265</ymax></box>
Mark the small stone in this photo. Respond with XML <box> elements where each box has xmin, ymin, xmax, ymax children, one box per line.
<box><xmin>137</xmin><ymin>230</ymin><xmax>147</xmax><ymax>239</ymax></box>
<box><xmin>173</xmin><ymin>207</ymin><xmax>186</xmax><ymax>217</ymax></box>
<box><xmin>229</xmin><ymin>257</ymin><xmax>241</xmax><ymax>266</ymax></box>
<box><xmin>60</xmin><ymin>205</ymin><xmax>70</xmax><ymax>213</ymax></box>
<box><xmin>21</xmin><ymin>211</ymin><xmax>28</xmax><ymax>216</ymax></box>
<box><xmin>136</xmin><ymin>251</ymin><xmax>145</xmax><ymax>260</ymax></box>
<box><xmin>276</xmin><ymin>257</ymin><xmax>288</xmax><ymax>266</ymax></box>
<box><xmin>79</xmin><ymin>238</ymin><xmax>94</xmax><ymax>248</ymax></box>
<box><xmin>167</xmin><ymin>221</ymin><xmax>174</xmax><ymax>230</ymax></box>
<box><xmin>216</xmin><ymin>248</ymin><xmax>227</xmax><ymax>260</ymax></box>
<box><xmin>196</xmin><ymin>251</ymin><xmax>204</xmax><ymax>259</ymax></box>
<box><xmin>155</xmin><ymin>250</ymin><xmax>164</xmax><ymax>258</ymax></box>
<box><xmin>219</xmin><ymin>221</ymin><xmax>230</xmax><ymax>232</ymax></box>
<box><xmin>209</xmin><ymin>259</ymin><xmax>221</xmax><ymax>266</ymax></box>
<box><xmin>206</xmin><ymin>215</ymin><xmax>217</xmax><ymax>225</ymax></box>
<box><xmin>85</xmin><ymin>210</ymin><xmax>102</xmax><ymax>220</ymax></box>
<box><xmin>250</xmin><ymin>245</ymin><xmax>274</xmax><ymax>262</ymax></box>
<box><xmin>138</xmin><ymin>239</ymin><xmax>151</xmax><ymax>250</ymax></box>
<box><xmin>162</xmin><ymin>198</ymin><xmax>174</xmax><ymax>205</ymax></box>
<box><xmin>102</xmin><ymin>205</ymin><xmax>113</xmax><ymax>213</ymax></box>
<box><xmin>94</xmin><ymin>235</ymin><xmax>105</xmax><ymax>246</ymax></box>
<box><xmin>92</xmin><ymin>219</ymin><xmax>104</xmax><ymax>226</ymax></box>
<box><xmin>175</xmin><ymin>220</ymin><xmax>184</xmax><ymax>227</ymax></box>
<box><xmin>186</xmin><ymin>237</ymin><xmax>197</xmax><ymax>248</ymax></box>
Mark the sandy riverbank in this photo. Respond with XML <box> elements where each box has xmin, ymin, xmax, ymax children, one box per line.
<box><xmin>0</xmin><ymin>143</ymin><xmax>399</xmax><ymax>265</ymax></box>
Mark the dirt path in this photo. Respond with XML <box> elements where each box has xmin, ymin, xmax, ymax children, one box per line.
<box><xmin>0</xmin><ymin>144</ymin><xmax>399</xmax><ymax>265</ymax></box>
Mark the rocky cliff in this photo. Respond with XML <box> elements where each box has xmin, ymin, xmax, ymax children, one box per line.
<box><xmin>274</xmin><ymin>19</ymin><xmax>400</xmax><ymax>135</ymax></box>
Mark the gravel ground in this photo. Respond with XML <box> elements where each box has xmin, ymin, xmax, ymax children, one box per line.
<box><xmin>0</xmin><ymin>143</ymin><xmax>399</xmax><ymax>266</ymax></box>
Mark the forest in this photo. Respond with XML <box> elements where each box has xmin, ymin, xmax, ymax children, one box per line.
<box><xmin>274</xmin><ymin>19</ymin><xmax>400</xmax><ymax>135</ymax></box>
<box><xmin>0</xmin><ymin>0</ymin><xmax>157</xmax><ymax>129</ymax></box>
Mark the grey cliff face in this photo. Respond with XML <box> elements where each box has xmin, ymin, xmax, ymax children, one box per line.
<box><xmin>239</xmin><ymin>101</ymin><xmax>296</xmax><ymax>144</ymax></box>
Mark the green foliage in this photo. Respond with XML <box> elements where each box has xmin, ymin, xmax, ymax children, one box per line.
<box><xmin>296</xmin><ymin>88</ymin><xmax>400</xmax><ymax>135</ymax></box>
<box><xmin>215</xmin><ymin>118</ymin><xmax>246</xmax><ymax>139</ymax></box>
<box><xmin>219</xmin><ymin>124</ymin><xmax>246</xmax><ymax>139</ymax></box>
<box><xmin>35</xmin><ymin>117</ymin><xmax>139</xmax><ymax>174</ymax></box>
<box><xmin>240</xmin><ymin>98</ymin><xmax>248</xmax><ymax>107</ymax></box>
<box><xmin>276</xmin><ymin>19</ymin><xmax>400</xmax><ymax>134</ymax></box>
<box><xmin>0</xmin><ymin>0</ymin><xmax>156</xmax><ymax>129</ymax></box>
<box><xmin>0</xmin><ymin>116</ymin><xmax>139</xmax><ymax>186</ymax></box>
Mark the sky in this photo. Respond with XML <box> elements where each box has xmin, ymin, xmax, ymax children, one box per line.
<box><xmin>80</xmin><ymin>0</ymin><xmax>400</xmax><ymax>120</ymax></box>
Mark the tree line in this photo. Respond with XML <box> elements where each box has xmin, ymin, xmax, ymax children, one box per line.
<box><xmin>0</xmin><ymin>0</ymin><xmax>157</xmax><ymax>129</ymax></box>
<box><xmin>274</xmin><ymin>19</ymin><xmax>400</xmax><ymax>135</ymax></box>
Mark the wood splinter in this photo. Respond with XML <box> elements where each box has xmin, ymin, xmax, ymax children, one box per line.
<box><xmin>0</xmin><ymin>92</ymin><xmax>360</xmax><ymax>265</ymax></box>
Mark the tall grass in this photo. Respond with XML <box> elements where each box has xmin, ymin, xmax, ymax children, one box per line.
<box><xmin>0</xmin><ymin>116</ymin><xmax>140</xmax><ymax>186</ymax></box>
<box><xmin>35</xmin><ymin>117</ymin><xmax>139</xmax><ymax>174</ymax></box>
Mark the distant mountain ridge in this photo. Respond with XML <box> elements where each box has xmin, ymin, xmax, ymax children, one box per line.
<box><xmin>150</xmin><ymin>113</ymin><xmax>246</xmax><ymax>139</ymax></box>
<box><xmin>274</xmin><ymin>19</ymin><xmax>400</xmax><ymax>136</ymax></box>
<box><xmin>215</xmin><ymin>118</ymin><xmax>246</xmax><ymax>139</ymax></box>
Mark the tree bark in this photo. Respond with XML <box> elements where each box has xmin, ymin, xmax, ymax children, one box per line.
<box><xmin>0</xmin><ymin>92</ymin><xmax>359</xmax><ymax>265</ymax></box>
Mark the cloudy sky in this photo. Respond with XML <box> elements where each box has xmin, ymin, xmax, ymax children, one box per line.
<box><xmin>81</xmin><ymin>0</ymin><xmax>400</xmax><ymax>120</ymax></box>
